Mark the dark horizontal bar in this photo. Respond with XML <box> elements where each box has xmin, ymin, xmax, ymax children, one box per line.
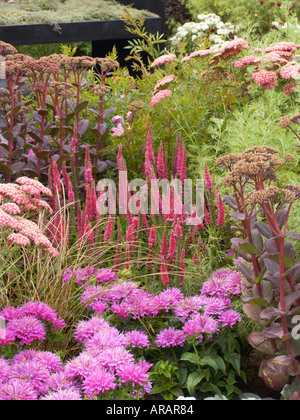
<box><xmin>0</xmin><ymin>17</ymin><xmax>162</xmax><ymax>46</ymax></box>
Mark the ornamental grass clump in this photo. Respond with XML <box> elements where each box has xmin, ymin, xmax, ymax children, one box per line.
<box><xmin>217</xmin><ymin>146</ymin><xmax>300</xmax><ymax>395</ymax></box>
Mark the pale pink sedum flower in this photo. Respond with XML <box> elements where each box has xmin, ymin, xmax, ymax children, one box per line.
<box><xmin>150</xmin><ymin>54</ymin><xmax>176</xmax><ymax>68</ymax></box>
<box><xmin>154</xmin><ymin>74</ymin><xmax>176</xmax><ymax>92</ymax></box>
<box><xmin>8</xmin><ymin>233</ymin><xmax>30</xmax><ymax>247</ymax></box>
<box><xmin>252</xmin><ymin>70</ymin><xmax>277</xmax><ymax>90</ymax></box>
<box><xmin>150</xmin><ymin>89</ymin><xmax>171</xmax><ymax>106</ymax></box>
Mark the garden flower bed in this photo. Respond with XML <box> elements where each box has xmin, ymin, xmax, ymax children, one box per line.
<box><xmin>0</xmin><ymin>0</ymin><xmax>299</xmax><ymax>403</ymax></box>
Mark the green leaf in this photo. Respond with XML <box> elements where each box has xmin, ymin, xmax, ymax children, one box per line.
<box><xmin>199</xmin><ymin>356</ymin><xmax>219</xmax><ymax>373</ymax></box>
<box><xmin>225</xmin><ymin>353</ymin><xmax>241</xmax><ymax>375</ymax></box>
<box><xmin>187</xmin><ymin>372</ymin><xmax>204</xmax><ymax>395</ymax></box>
<box><xmin>181</xmin><ymin>352</ymin><xmax>199</xmax><ymax>364</ymax></box>
<box><xmin>239</xmin><ymin>242</ymin><xmax>260</xmax><ymax>255</ymax></box>
<box><xmin>269</xmin><ymin>254</ymin><xmax>295</xmax><ymax>269</ymax></box>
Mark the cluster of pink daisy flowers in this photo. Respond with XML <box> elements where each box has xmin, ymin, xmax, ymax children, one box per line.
<box><xmin>79</xmin><ymin>268</ymin><xmax>244</xmax><ymax>346</ymax></box>
<box><xmin>0</xmin><ymin>302</ymin><xmax>66</xmax><ymax>347</ymax></box>
<box><xmin>0</xmin><ymin>302</ymin><xmax>152</xmax><ymax>400</ymax></box>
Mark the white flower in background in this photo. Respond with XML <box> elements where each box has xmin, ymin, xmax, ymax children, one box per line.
<box><xmin>170</xmin><ymin>13</ymin><xmax>238</xmax><ymax>50</ymax></box>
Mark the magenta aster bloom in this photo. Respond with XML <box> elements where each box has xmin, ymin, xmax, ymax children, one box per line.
<box><xmin>7</xmin><ymin>316</ymin><xmax>46</xmax><ymax>345</ymax></box>
<box><xmin>65</xmin><ymin>352</ymin><xmax>102</xmax><ymax>380</ymax></box>
<box><xmin>0</xmin><ymin>307</ymin><xmax>23</xmax><ymax>322</ymax></box>
<box><xmin>125</xmin><ymin>331</ymin><xmax>150</xmax><ymax>348</ymax></box>
<box><xmin>201</xmin><ymin>269</ymin><xmax>245</xmax><ymax>298</ymax></box>
<box><xmin>173</xmin><ymin>296</ymin><xmax>207</xmax><ymax>322</ymax></box>
<box><xmin>203</xmin><ymin>297</ymin><xmax>231</xmax><ymax>315</ymax></box>
<box><xmin>91</xmin><ymin>301</ymin><xmax>108</xmax><ymax>315</ymax></box>
<box><xmin>183</xmin><ymin>314</ymin><xmax>219</xmax><ymax>338</ymax></box>
<box><xmin>0</xmin><ymin>379</ymin><xmax>39</xmax><ymax>400</ymax></box>
<box><xmin>9</xmin><ymin>361</ymin><xmax>50</xmax><ymax>394</ymax></box>
<box><xmin>0</xmin><ymin>322</ymin><xmax>15</xmax><ymax>347</ymax></box>
<box><xmin>85</xmin><ymin>330</ymin><xmax>128</xmax><ymax>357</ymax></box>
<box><xmin>34</xmin><ymin>352</ymin><xmax>63</xmax><ymax>373</ymax></box>
<box><xmin>97</xmin><ymin>347</ymin><xmax>134</xmax><ymax>372</ymax></box>
<box><xmin>0</xmin><ymin>357</ymin><xmax>10</xmax><ymax>384</ymax></box>
<box><xmin>117</xmin><ymin>362</ymin><xmax>150</xmax><ymax>388</ymax></box>
<box><xmin>21</xmin><ymin>302</ymin><xmax>66</xmax><ymax>331</ymax></box>
<box><xmin>12</xmin><ymin>350</ymin><xmax>38</xmax><ymax>365</ymax></box>
<box><xmin>95</xmin><ymin>268</ymin><xmax>119</xmax><ymax>284</ymax></box>
<box><xmin>41</xmin><ymin>389</ymin><xmax>82</xmax><ymax>400</ymax></box>
<box><xmin>83</xmin><ymin>369</ymin><xmax>116</xmax><ymax>399</ymax></box>
<box><xmin>47</xmin><ymin>372</ymin><xmax>80</xmax><ymax>392</ymax></box>
<box><xmin>155</xmin><ymin>328</ymin><xmax>186</xmax><ymax>348</ymax></box>
<box><xmin>74</xmin><ymin>317</ymin><xmax>110</xmax><ymax>344</ymax></box>
<box><xmin>218</xmin><ymin>310</ymin><xmax>241</xmax><ymax>328</ymax></box>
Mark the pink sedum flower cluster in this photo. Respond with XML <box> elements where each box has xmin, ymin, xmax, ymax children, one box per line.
<box><xmin>0</xmin><ymin>177</ymin><xmax>58</xmax><ymax>256</ymax></box>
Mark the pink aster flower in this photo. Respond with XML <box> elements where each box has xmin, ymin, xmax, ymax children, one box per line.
<box><xmin>7</xmin><ymin>316</ymin><xmax>46</xmax><ymax>346</ymax></box>
<box><xmin>218</xmin><ymin>310</ymin><xmax>241</xmax><ymax>328</ymax></box>
<box><xmin>117</xmin><ymin>362</ymin><xmax>150</xmax><ymax>388</ymax></box>
<box><xmin>155</xmin><ymin>328</ymin><xmax>186</xmax><ymax>348</ymax></box>
<box><xmin>9</xmin><ymin>361</ymin><xmax>50</xmax><ymax>394</ymax></box>
<box><xmin>65</xmin><ymin>352</ymin><xmax>102</xmax><ymax>380</ymax></box>
<box><xmin>21</xmin><ymin>302</ymin><xmax>66</xmax><ymax>331</ymax></box>
<box><xmin>201</xmin><ymin>269</ymin><xmax>245</xmax><ymax>298</ymax></box>
<box><xmin>252</xmin><ymin>70</ymin><xmax>277</xmax><ymax>90</ymax></box>
<box><xmin>0</xmin><ymin>357</ymin><xmax>10</xmax><ymax>384</ymax></box>
<box><xmin>183</xmin><ymin>314</ymin><xmax>219</xmax><ymax>338</ymax></box>
<box><xmin>83</xmin><ymin>368</ymin><xmax>116</xmax><ymax>399</ymax></box>
<box><xmin>150</xmin><ymin>89</ymin><xmax>171</xmax><ymax>107</ymax></box>
<box><xmin>0</xmin><ymin>379</ymin><xmax>39</xmax><ymax>400</ymax></box>
<box><xmin>47</xmin><ymin>372</ymin><xmax>80</xmax><ymax>392</ymax></box>
<box><xmin>85</xmin><ymin>330</ymin><xmax>128</xmax><ymax>357</ymax></box>
<box><xmin>40</xmin><ymin>389</ymin><xmax>82</xmax><ymax>400</ymax></box>
<box><xmin>97</xmin><ymin>347</ymin><xmax>134</xmax><ymax>371</ymax></box>
<box><xmin>125</xmin><ymin>331</ymin><xmax>150</xmax><ymax>348</ymax></box>
<box><xmin>150</xmin><ymin>54</ymin><xmax>176</xmax><ymax>68</ymax></box>
<box><xmin>74</xmin><ymin>317</ymin><xmax>110</xmax><ymax>344</ymax></box>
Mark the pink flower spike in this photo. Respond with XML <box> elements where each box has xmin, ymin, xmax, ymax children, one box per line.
<box><xmin>204</xmin><ymin>163</ymin><xmax>214</xmax><ymax>190</ymax></box>
<box><xmin>216</xmin><ymin>194</ymin><xmax>225</xmax><ymax>227</ymax></box>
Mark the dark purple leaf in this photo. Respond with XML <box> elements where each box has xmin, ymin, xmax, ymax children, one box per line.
<box><xmin>255</xmin><ymin>222</ymin><xmax>273</xmax><ymax>239</ymax></box>
<box><xmin>11</xmin><ymin>161</ymin><xmax>26</xmax><ymax>174</ymax></box>
<box><xmin>276</xmin><ymin>207</ymin><xmax>288</xmax><ymax>230</ymax></box>
<box><xmin>0</xmin><ymin>164</ymin><xmax>13</xmax><ymax>175</ymax></box>
<box><xmin>102</xmin><ymin>107</ymin><xmax>117</xmax><ymax>119</ymax></box>
<box><xmin>264</xmin><ymin>258</ymin><xmax>280</xmax><ymax>276</ymax></box>
<box><xmin>260</xmin><ymin>307</ymin><xmax>286</xmax><ymax>320</ymax></box>
<box><xmin>229</xmin><ymin>211</ymin><xmax>246</xmax><ymax>221</ymax></box>
<box><xmin>78</xmin><ymin>119</ymin><xmax>89</xmax><ymax>137</ymax></box>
